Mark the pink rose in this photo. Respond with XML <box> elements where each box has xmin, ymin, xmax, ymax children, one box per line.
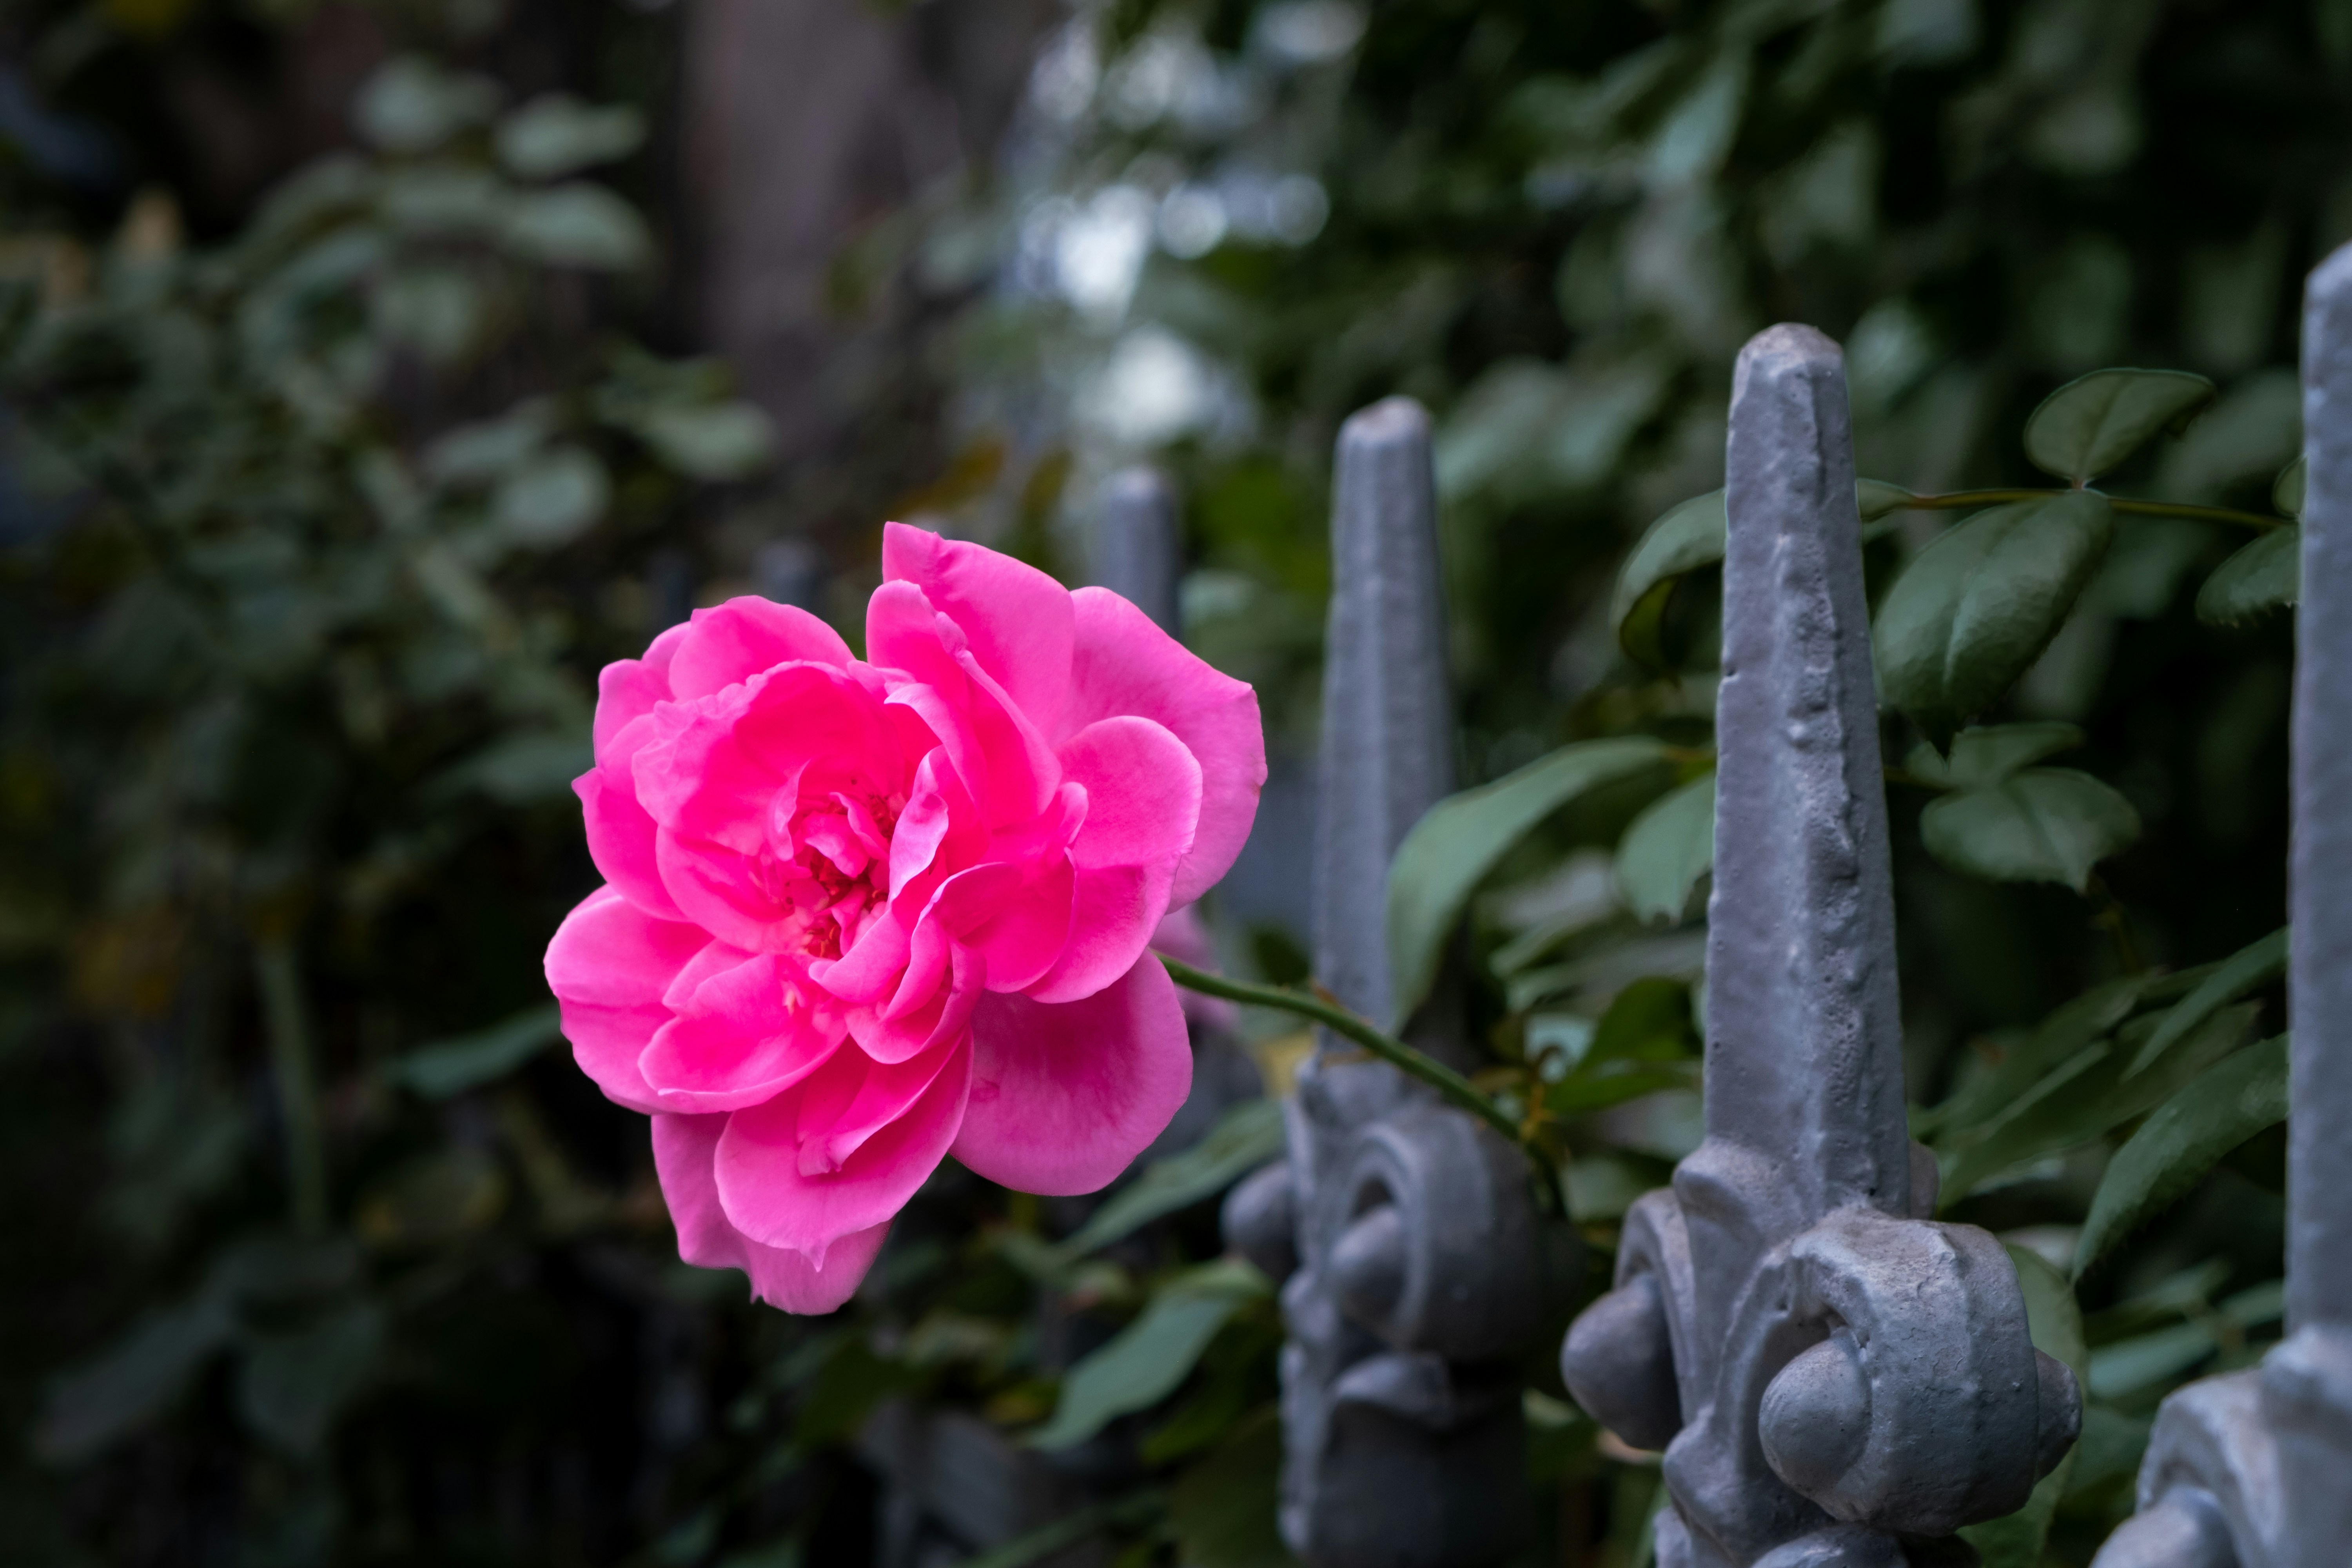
<box><xmin>544</xmin><ymin>524</ymin><xmax>1265</xmax><ymax>1312</ymax></box>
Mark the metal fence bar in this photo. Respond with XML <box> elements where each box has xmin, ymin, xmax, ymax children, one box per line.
<box><xmin>2089</xmin><ymin>241</ymin><xmax>2352</xmax><ymax>1568</ymax></box>
<box><xmin>1223</xmin><ymin>397</ymin><xmax>1566</xmax><ymax>1568</ymax></box>
<box><xmin>1089</xmin><ymin>466</ymin><xmax>1183</xmax><ymax>637</ymax></box>
<box><xmin>1561</xmin><ymin>326</ymin><xmax>2077</xmax><ymax>1568</ymax></box>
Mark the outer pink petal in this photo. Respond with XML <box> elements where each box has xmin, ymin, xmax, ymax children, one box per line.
<box><xmin>593</xmin><ymin>622</ymin><xmax>688</xmax><ymax>758</ymax></box>
<box><xmin>864</xmin><ymin>581</ymin><xmax>969</xmax><ymax>695</ymax></box>
<box><xmin>962</xmin><ymin>856</ymin><xmax>1074</xmax><ymax>994</ymax></box>
<box><xmin>639</xmin><ymin>952</ymin><xmax>847</xmax><ymax>1112</ymax></box>
<box><xmin>954</xmin><ymin>650</ymin><xmax>1061</xmax><ymax>828</ymax></box>
<box><xmin>1023</xmin><ymin>862</ymin><xmax>1172</xmax><ymax>1004</ymax></box>
<box><xmin>952</xmin><ymin>955</ymin><xmax>1192</xmax><ymax>1196</ymax></box>
<box><xmin>714</xmin><ymin>1035</ymin><xmax>972</xmax><ymax>1258</ymax></box>
<box><xmin>1066</xmin><ymin>587</ymin><xmax>1265</xmax><ymax>906</ymax></box>
<box><xmin>577</xmin><ymin>767</ymin><xmax>689</xmax><ymax>922</ymax></box>
<box><xmin>668</xmin><ymin>598</ymin><xmax>854</xmax><ymax>701</ymax></box>
<box><xmin>544</xmin><ymin>886</ymin><xmax>709</xmax><ymax>1113</ymax></box>
<box><xmin>882</xmin><ymin>523</ymin><xmax>1073</xmax><ymax>739</ymax></box>
<box><xmin>652</xmin><ymin>1113</ymin><xmax>887</xmax><ymax>1314</ymax></box>
<box><xmin>1058</xmin><ymin>715</ymin><xmax>1201</xmax><ymax>871</ymax></box>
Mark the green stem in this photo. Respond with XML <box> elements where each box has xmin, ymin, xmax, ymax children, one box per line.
<box><xmin>1157</xmin><ymin>956</ymin><xmax>1556</xmax><ymax>1203</ymax></box>
<box><xmin>1896</xmin><ymin>487</ymin><xmax>2285</xmax><ymax>532</ymax></box>
<box><xmin>254</xmin><ymin>936</ymin><xmax>328</xmax><ymax>1234</ymax></box>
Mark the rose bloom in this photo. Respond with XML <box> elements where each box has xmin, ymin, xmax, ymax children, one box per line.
<box><xmin>544</xmin><ymin>524</ymin><xmax>1265</xmax><ymax>1311</ymax></box>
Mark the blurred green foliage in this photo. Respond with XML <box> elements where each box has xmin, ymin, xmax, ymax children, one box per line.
<box><xmin>3</xmin><ymin>0</ymin><xmax>2344</xmax><ymax>1564</ymax></box>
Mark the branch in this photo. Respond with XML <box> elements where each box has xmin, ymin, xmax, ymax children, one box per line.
<box><xmin>1893</xmin><ymin>486</ymin><xmax>2286</xmax><ymax>532</ymax></box>
<box><xmin>1157</xmin><ymin>956</ymin><xmax>1565</xmax><ymax>1212</ymax></box>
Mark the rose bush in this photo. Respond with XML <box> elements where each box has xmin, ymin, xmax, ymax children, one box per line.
<box><xmin>544</xmin><ymin>524</ymin><xmax>1265</xmax><ymax>1310</ymax></box>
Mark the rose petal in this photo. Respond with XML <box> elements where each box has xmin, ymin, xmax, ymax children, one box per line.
<box><xmin>635</xmin><ymin>665</ymin><xmax>898</xmax><ymax>852</ymax></box>
<box><xmin>1058</xmin><ymin>715</ymin><xmax>1201</xmax><ymax>872</ymax></box>
<box><xmin>865</xmin><ymin>581</ymin><xmax>970</xmax><ymax>695</ymax></box>
<box><xmin>952</xmin><ymin>956</ymin><xmax>1192</xmax><ymax>1196</ymax></box>
<box><xmin>715</xmin><ymin>1035</ymin><xmax>973</xmax><ymax>1258</ymax></box>
<box><xmin>883</xmin><ymin>523</ymin><xmax>1073</xmax><ymax>738</ymax></box>
<box><xmin>668</xmin><ymin>597</ymin><xmax>853</xmax><ymax>701</ymax></box>
<box><xmin>852</xmin><ymin>938</ymin><xmax>986</xmax><ymax>1065</ymax></box>
<box><xmin>577</xmin><ymin>766</ymin><xmax>690</xmax><ymax>922</ymax></box>
<box><xmin>1023</xmin><ymin>862</ymin><xmax>1172</xmax><ymax>1004</ymax></box>
<box><xmin>793</xmin><ymin>1037</ymin><xmax>962</xmax><ymax>1175</ymax></box>
<box><xmin>1066</xmin><ymin>588</ymin><xmax>1265</xmax><ymax>905</ymax></box>
<box><xmin>811</xmin><ymin>909</ymin><xmax>913</xmax><ymax>1007</ymax></box>
<box><xmin>593</xmin><ymin>622</ymin><xmax>689</xmax><ymax>758</ymax></box>
<box><xmin>953</xmin><ymin>650</ymin><xmax>1062</xmax><ymax>828</ymax></box>
<box><xmin>640</xmin><ymin>952</ymin><xmax>847</xmax><ymax>1112</ymax></box>
<box><xmin>962</xmin><ymin>855</ymin><xmax>1074</xmax><ymax>994</ymax></box>
<box><xmin>544</xmin><ymin>886</ymin><xmax>709</xmax><ymax>1113</ymax></box>
<box><xmin>652</xmin><ymin>1114</ymin><xmax>887</xmax><ymax>1314</ymax></box>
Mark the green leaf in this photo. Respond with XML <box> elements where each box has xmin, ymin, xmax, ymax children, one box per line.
<box><xmin>1545</xmin><ymin>978</ymin><xmax>1700</xmax><ymax>1116</ymax></box>
<box><xmin>1875</xmin><ymin>493</ymin><xmax>2114</xmax><ymax>748</ymax></box>
<box><xmin>2087</xmin><ymin>1279</ymin><xmax>2283</xmax><ymax>1399</ymax></box>
<box><xmin>2075</xmin><ymin>1035</ymin><xmax>2288</xmax><ymax>1279</ymax></box>
<box><xmin>1586</xmin><ymin>976</ymin><xmax>1700</xmax><ymax>1066</ymax></box>
<box><xmin>1615</xmin><ymin>770</ymin><xmax>1714</xmax><ymax>924</ymax></box>
<box><xmin>1921</xmin><ymin>975</ymin><xmax>2154</xmax><ymax>1140</ymax></box>
<box><xmin>495</xmin><ymin>445</ymin><xmax>610</xmax><ymax>546</ymax></box>
<box><xmin>388</xmin><ymin>1003</ymin><xmax>563</xmax><ymax>1098</ymax></box>
<box><xmin>2276</xmin><ymin>456</ymin><xmax>2307</xmax><ymax>519</ymax></box>
<box><xmin>1939</xmin><ymin>1002</ymin><xmax>2259</xmax><ymax>1203</ymax></box>
<box><xmin>353</xmin><ymin>56</ymin><xmax>500</xmax><ymax>154</ymax></box>
<box><xmin>36</xmin><ymin>1289</ymin><xmax>236</xmax><ymax>1462</ymax></box>
<box><xmin>1052</xmin><ymin>1100</ymin><xmax>1286</xmax><ymax>1261</ymax></box>
<box><xmin>1960</xmin><ymin>1248</ymin><xmax>2086</xmax><ymax>1568</ymax></box>
<box><xmin>495</xmin><ymin>94</ymin><xmax>647</xmax><ymax>180</ymax></box>
<box><xmin>423</xmin><ymin>403</ymin><xmax>554</xmax><ymax>485</ymax></box>
<box><xmin>1027</xmin><ymin>1261</ymin><xmax>1269</xmax><ymax>1451</ymax></box>
<box><xmin>236</xmin><ymin>1299</ymin><xmax>386</xmax><ymax>1450</ymax></box>
<box><xmin>641</xmin><ymin>403</ymin><xmax>777</xmax><ymax>481</ymax></box>
<box><xmin>1907</xmin><ymin>722</ymin><xmax>2084</xmax><ymax>789</ymax></box>
<box><xmin>500</xmin><ymin>184</ymin><xmax>652</xmax><ymax>270</ymax></box>
<box><xmin>1167</xmin><ymin>1408</ymin><xmax>1299</xmax><ymax>1568</ymax></box>
<box><xmin>1387</xmin><ymin>737</ymin><xmax>1670</xmax><ymax>1027</ymax></box>
<box><xmin>2195</xmin><ymin>525</ymin><xmax>2298</xmax><ymax>626</ymax></box>
<box><xmin>2023</xmin><ymin>368</ymin><xmax>2217</xmax><ymax>483</ymax></box>
<box><xmin>1920</xmin><ymin>768</ymin><xmax>2141</xmax><ymax>892</ymax></box>
<box><xmin>2123</xmin><ymin>926</ymin><xmax>2286</xmax><ymax>1079</ymax></box>
<box><xmin>1612</xmin><ymin>490</ymin><xmax>1724</xmax><ymax>670</ymax></box>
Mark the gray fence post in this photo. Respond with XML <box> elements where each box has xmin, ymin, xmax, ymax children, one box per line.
<box><xmin>1559</xmin><ymin>327</ymin><xmax>2079</xmax><ymax>1568</ymax></box>
<box><xmin>1223</xmin><ymin>398</ymin><xmax>1571</xmax><ymax>1568</ymax></box>
<box><xmin>2087</xmin><ymin>246</ymin><xmax>2352</xmax><ymax>1568</ymax></box>
<box><xmin>1090</xmin><ymin>467</ymin><xmax>1183</xmax><ymax>636</ymax></box>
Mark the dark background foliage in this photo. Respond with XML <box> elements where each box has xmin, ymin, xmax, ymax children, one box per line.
<box><xmin>0</xmin><ymin>0</ymin><xmax>2337</xmax><ymax>1564</ymax></box>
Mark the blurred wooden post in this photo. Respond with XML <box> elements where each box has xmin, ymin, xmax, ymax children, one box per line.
<box><xmin>1223</xmin><ymin>399</ymin><xmax>1567</xmax><ymax>1568</ymax></box>
<box><xmin>1558</xmin><ymin>328</ymin><xmax>2078</xmax><ymax>1566</ymax></box>
<box><xmin>2089</xmin><ymin>243</ymin><xmax>2352</xmax><ymax>1568</ymax></box>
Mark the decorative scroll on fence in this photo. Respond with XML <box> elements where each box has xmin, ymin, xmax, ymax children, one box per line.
<box><xmin>2084</xmin><ymin>246</ymin><xmax>2352</xmax><ymax>1568</ymax></box>
<box><xmin>1555</xmin><ymin>327</ymin><xmax>2080</xmax><ymax>1568</ymax></box>
<box><xmin>1223</xmin><ymin>399</ymin><xmax>1575</xmax><ymax>1568</ymax></box>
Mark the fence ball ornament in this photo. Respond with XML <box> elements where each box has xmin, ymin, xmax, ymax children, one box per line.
<box><xmin>2085</xmin><ymin>247</ymin><xmax>2352</xmax><ymax>1568</ymax></box>
<box><xmin>1221</xmin><ymin>398</ymin><xmax>1579</xmax><ymax>1568</ymax></box>
<box><xmin>1557</xmin><ymin>327</ymin><xmax>2080</xmax><ymax>1567</ymax></box>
